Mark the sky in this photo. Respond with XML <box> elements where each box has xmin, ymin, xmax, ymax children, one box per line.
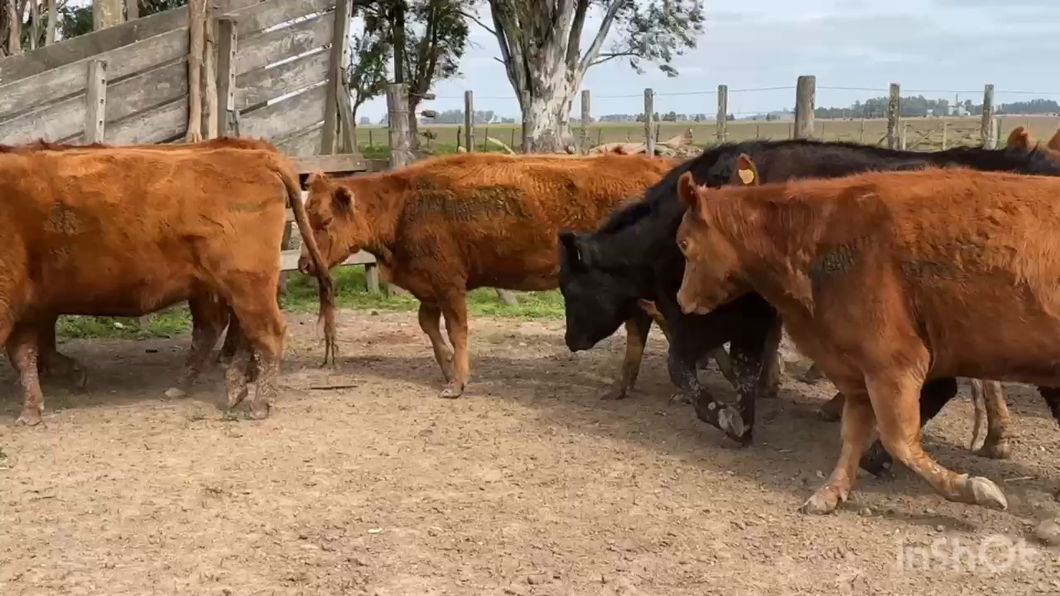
<box><xmin>357</xmin><ymin>0</ymin><xmax>1060</xmax><ymax>121</ymax></box>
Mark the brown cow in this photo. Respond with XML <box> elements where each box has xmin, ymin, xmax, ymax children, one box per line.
<box><xmin>298</xmin><ymin>152</ymin><xmax>677</xmax><ymax>398</ymax></box>
<box><xmin>0</xmin><ymin>137</ymin><xmax>278</xmax><ymax>396</ymax></box>
<box><xmin>1006</xmin><ymin>125</ymin><xmax>1060</xmax><ymax>162</ymax></box>
<box><xmin>673</xmin><ymin>160</ymin><xmax>1060</xmax><ymax>515</ymax></box>
<box><xmin>0</xmin><ymin>146</ymin><xmax>335</xmax><ymax>425</ymax></box>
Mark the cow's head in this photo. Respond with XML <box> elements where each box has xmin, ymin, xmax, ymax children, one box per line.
<box><xmin>298</xmin><ymin>172</ymin><xmax>362</xmax><ymax>275</ymax></box>
<box><xmin>675</xmin><ymin>154</ymin><xmax>757</xmax><ymax>315</ymax></box>
<box><xmin>558</xmin><ymin>230</ymin><xmax>644</xmax><ymax>352</ymax></box>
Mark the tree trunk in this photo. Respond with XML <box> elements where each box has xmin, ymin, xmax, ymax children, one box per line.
<box><xmin>520</xmin><ymin>42</ymin><xmax>579</xmax><ymax>153</ymax></box>
<box><xmin>408</xmin><ymin>96</ymin><xmax>421</xmax><ymax>152</ymax></box>
<box><xmin>185</xmin><ymin>0</ymin><xmax>204</xmax><ymax>142</ymax></box>
<box><xmin>93</xmin><ymin>0</ymin><xmax>123</xmax><ymax>29</ymax></box>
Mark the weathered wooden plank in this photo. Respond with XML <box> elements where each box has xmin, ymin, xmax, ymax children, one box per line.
<box><xmin>227</xmin><ymin>0</ymin><xmax>334</xmax><ymax>38</ymax></box>
<box><xmin>320</xmin><ymin>0</ymin><xmax>351</xmax><ymax>154</ymax></box>
<box><xmin>105</xmin><ymin>59</ymin><xmax>188</xmax><ymax>123</ymax></box>
<box><xmin>0</xmin><ymin>95</ymin><xmax>86</xmax><ymax>144</ymax></box>
<box><xmin>366</xmin><ymin>158</ymin><xmax>390</xmax><ymax>172</ymax></box>
<box><xmin>0</xmin><ymin>0</ymin><xmax>259</xmax><ymax>85</ymax></box>
<box><xmin>216</xmin><ymin>18</ymin><xmax>238</xmax><ymax>135</ymax></box>
<box><xmin>280</xmin><ymin>249</ymin><xmax>374</xmax><ymax>271</ymax></box>
<box><xmin>84</xmin><ymin>60</ymin><xmax>108</xmax><ymax>143</ymax></box>
<box><xmin>289</xmin><ymin>152</ymin><xmax>366</xmax><ymax>174</ymax></box>
<box><xmin>236</xmin><ymin>50</ymin><xmax>328</xmax><ymax>109</ymax></box>
<box><xmin>0</xmin><ymin>29</ymin><xmax>187</xmax><ymax>121</ymax></box>
<box><xmin>105</xmin><ymin>97</ymin><xmax>188</xmax><ymax>144</ymax></box>
<box><xmin>240</xmin><ymin>84</ymin><xmax>327</xmax><ymax>139</ymax></box>
<box><xmin>234</xmin><ymin>12</ymin><xmax>332</xmax><ymax>76</ymax></box>
<box><xmin>275</xmin><ymin>123</ymin><xmax>325</xmax><ymax>157</ymax></box>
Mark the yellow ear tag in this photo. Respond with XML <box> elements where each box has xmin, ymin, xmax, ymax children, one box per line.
<box><xmin>738</xmin><ymin>168</ymin><xmax>755</xmax><ymax>184</ymax></box>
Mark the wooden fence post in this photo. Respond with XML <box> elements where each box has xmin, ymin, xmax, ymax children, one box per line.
<box><xmin>387</xmin><ymin>83</ymin><xmax>413</xmax><ymax>167</ymax></box>
<box><xmin>202</xmin><ymin>2</ymin><xmax>217</xmax><ymax>138</ymax></box>
<box><xmin>644</xmin><ymin>88</ymin><xmax>654</xmax><ymax>155</ymax></box>
<box><xmin>464</xmin><ymin>90</ymin><xmax>474</xmax><ymax>152</ymax></box>
<box><xmin>793</xmin><ymin>75</ymin><xmax>815</xmax><ymax>139</ymax></box>
<box><xmin>126</xmin><ymin>0</ymin><xmax>138</xmax><ymax>20</ymax></box>
<box><xmin>84</xmin><ymin>60</ymin><xmax>107</xmax><ymax>143</ymax></box>
<box><xmin>215</xmin><ymin>18</ymin><xmax>237</xmax><ymax>136</ymax></box>
<box><xmin>6</xmin><ymin>0</ymin><xmax>20</xmax><ymax>54</ymax></box>
<box><xmin>321</xmin><ymin>0</ymin><xmax>352</xmax><ymax>154</ymax></box>
<box><xmin>981</xmin><ymin>84</ymin><xmax>995</xmax><ymax>148</ymax></box>
<box><xmin>941</xmin><ymin>121</ymin><xmax>948</xmax><ymax>150</ymax></box>
<box><xmin>886</xmin><ymin>83</ymin><xmax>901</xmax><ymax>149</ymax></box>
<box><xmin>716</xmin><ymin>84</ymin><xmax>728</xmax><ymax>143</ymax></box>
<box><xmin>520</xmin><ymin>90</ymin><xmax>531</xmax><ymax>153</ymax></box>
<box><xmin>29</xmin><ymin>0</ymin><xmax>39</xmax><ymax>50</ymax></box>
<box><xmin>580</xmin><ymin>89</ymin><xmax>591</xmax><ymax>153</ymax></box>
<box><xmin>185</xmin><ymin>0</ymin><xmax>205</xmax><ymax>142</ymax></box>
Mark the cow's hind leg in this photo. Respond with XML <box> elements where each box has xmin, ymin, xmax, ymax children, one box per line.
<box><xmin>168</xmin><ymin>293</ymin><xmax>229</xmax><ymax>398</ymax></box>
<box><xmin>600</xmin><ymin>310</ymin><xmax>652</xmax><ymax>400</ymax></box>
<box><xmin>867</xmin><ymin>372</ymin><xmax>1007</xmax><ymax>511</ymax></box>
<box><xmin>818</xmin><ymin>392</ymin><xmax>845</xmax><ymax>422</ymax></box>
<box><xmin>859</xmin><ymin>377</ymin><xmax>958</xmax><ymax>477</ymax></box>
<box><xmin>225</xmin><ymin>282</ymin><xmax>286</xmax><ymax>420</ymax></box>
<box><xmin>6</xmin><ymin>323</ymin><xmax>45</xmax><ymax>426</ymax></box>
<box><xmin>438</xmin><ymin>292</ymin><xmax>470</xmax><ymax>398</ymax></box>
<box><xmin>418</xmin><ymin>302</ymin><xmax>455</xmax><ymax>383</ymax></box>
<box><xmin>971</xmin><ymin>379</ymin><xmax>1012</xmax><ymax>460</ymax></box>
<box><xmin>802</xmin><ymin>390</ymin><xmax>876</xmax><ymax>514</ymax></box>
<box><xmin>37</xmin><ymin>314</ymin><xmax>87</xmax><ymax>389</ymax></box>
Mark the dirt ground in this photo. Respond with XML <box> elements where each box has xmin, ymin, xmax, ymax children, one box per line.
<box><xmin>1</xmin><ymin>308</ymin><xmax>1059</xmax><ymax>596</ymax></box>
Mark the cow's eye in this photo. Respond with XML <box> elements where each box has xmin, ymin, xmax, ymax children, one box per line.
<box><xmin>678</xmin><ymin>239</ymin><xmax>689</xmax><ymax>253</ymax></box>
<box><xmin>319</xmin><ymin>217</ymin><xmax>333</xmax><ymax>228</ymax></box>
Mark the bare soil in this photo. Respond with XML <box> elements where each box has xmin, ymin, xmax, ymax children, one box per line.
<box><xmin>1</xmin><ymin>309</ymin><xmax>1059</xmax><ymax>595</ymax></box>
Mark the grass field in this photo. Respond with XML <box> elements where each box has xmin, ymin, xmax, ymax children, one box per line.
<box><xmin>357</xmin><ymin>115</ymin><xmax>1060</xmax><ymax>154</ymax></box>
<box><xmin>57</xmin><ymin>268</ymin><xmax>567</xmax><ymax>341</ymax></box>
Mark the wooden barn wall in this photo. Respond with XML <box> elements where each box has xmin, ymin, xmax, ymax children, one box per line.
<box><xmin>0</xmin><ymin>0</ymin><xmax>342</xmax><ymax>155</ymax></box>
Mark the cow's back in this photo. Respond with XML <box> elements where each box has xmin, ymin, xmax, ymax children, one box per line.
<box><xmin>391</xmin><ymin>153</ymin><xmax>674</xmax><ymax>290</ymax></box>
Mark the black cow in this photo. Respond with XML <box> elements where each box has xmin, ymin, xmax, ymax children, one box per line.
<box><xmin>558</xmin><ymin>138</ymin><xmax>1060</xmax><ymax>475</ymax></box>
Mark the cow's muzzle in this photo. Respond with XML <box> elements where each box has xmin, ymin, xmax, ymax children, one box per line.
<box><xmin>297</xmin><ymin>255</ymin><xmax>315</xmax><ymax>275</ymax></box>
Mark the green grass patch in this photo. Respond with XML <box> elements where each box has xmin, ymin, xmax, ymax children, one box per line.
<box><xmin>55</xmin><ymin>266</ymin><xmax>564</xmax><ymax>341</ymax></box>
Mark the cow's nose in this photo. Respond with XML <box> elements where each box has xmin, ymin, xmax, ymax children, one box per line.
<box><xmin>297</xmin><ymin>256</ymin><xmax>314</xmax><ymax>275</ymax></box>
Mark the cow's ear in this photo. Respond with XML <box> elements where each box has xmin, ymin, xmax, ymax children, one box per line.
<box><xmin>1048</xmin><ymin>126</ymin><xmax>1060</xmax><ymax>151</ymax></box>
<box><xmin>559</xmin><ymin>230</ymin><xmax>585</xmax><ymax>268</ymax></box>
<box><xmin>306</xmin><ymin>171</ymin><xmax>328</xmax><ymax>189</ymax></box>
<box><xmin>334</xmin><ymin>185</ymin><xmax>355</xmax><ymax>213</ymax></box>
<box><xmin>732</xmin><ymin>154</ymin><xmax>759</xmax><ymax>186</ymax></box>
<box><xmin>1007</xmin><ymin>126</ymin><xmax>1032</xmax><ymax>151</ymax></box>
<box><xmin>677</xmin><ymin>171</ymin><xmax>699</xmax><ymax>208</ymax></box>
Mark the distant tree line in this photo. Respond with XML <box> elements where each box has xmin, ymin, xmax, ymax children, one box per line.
<box><xmin>813</xmin><ymin>96</ymin><xmax>1060</xmax><ymax>119</ymax></box>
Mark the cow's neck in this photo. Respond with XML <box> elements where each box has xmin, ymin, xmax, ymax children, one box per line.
<box><xmin>345</xmin><ymin>175</ymin><xmax>407</xmax><ymax>262</ymax></box>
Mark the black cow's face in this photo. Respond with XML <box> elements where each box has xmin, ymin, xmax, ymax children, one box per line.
<box><xmin>557</xmin><ymin>231</ymin><xmax>642</xmax><ymax>352</ymax></box>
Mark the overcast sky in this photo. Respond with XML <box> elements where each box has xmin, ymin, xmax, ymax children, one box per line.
<box><xmin>357</xmin><ymin>0</ymin><xmax>1060</xmax><ymax>121</ymax></box>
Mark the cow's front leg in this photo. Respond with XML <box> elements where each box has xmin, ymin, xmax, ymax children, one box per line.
<box><xmin>859</xmin><ymin>377</ymin><xmax>958</xmax><ymax>477</ymax></box>
<box><xmin>439</xmin><ymin>292</ymin><xmax>470</xmax><ymax>398</ymax></box>
<box><xmin>600</xmin><ymin>310</ymin><xmax>652</xmax><ymax>400</ymax></box>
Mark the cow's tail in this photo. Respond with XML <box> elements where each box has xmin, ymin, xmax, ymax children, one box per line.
<box><xmin>275</xmin><ymin>159</ymin><xmax>337</xmax><ymax>366</ymax></box>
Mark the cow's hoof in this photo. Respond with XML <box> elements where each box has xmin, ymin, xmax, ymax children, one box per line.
<box><xmin>164</xmin><ymin>387</ymin><xmax>188</xmax><ymax>399</ymax></box>
<box><xmin>974</xmin><ymin>440</ymin><xmax>1012</xmax><ymax>460</ymax></box>
<box><xmin>16</xmin><ymin>409</ymin><xmax>42</xmax><ymax>426</ymax></box>
<box><xmin>801</xmin><ymin>486</ymin><xmax>843</xmax><ymax>515</ymax></box>
<box><xmin>718</xmin><ymin>407</ymin><xmax>751</xmax><ymax>445</ymax></box>
<box><xmin>247</xmin><ymin>403</ymin><xmax>271</xmax><ymax>420</ymax></box>
<box><xmin>439</xmin><ymin>382</ymin><xmax>464</xmax><ymax>399</ymax></box>
<box><xmin>859</xmin><ymin>443</ymin><xmax>895</xmax><ymax>478</ymax></box>
<box><xmin>959</xmin><ymin>475</ymin><xmax>1007</xmax><ymax>510</ymax></box>
<box><xmin>668</xmin><ymin>392</ymin><xmax>692</xmax><ymax>405</ymax></box>
<box><xmin>226</xmin><ymin>387</ymin><xmax>249</xmax><ymax>410</ymax></box>
<box><xmin>598</xmin><ymin>385</ymin><xmax>630</xmax><ymax>401</ymax></box>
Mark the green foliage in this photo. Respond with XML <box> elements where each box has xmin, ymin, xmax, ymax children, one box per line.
<box><xmin>607</xmin><ymin>0</ymin><xmax>705</xmax><ymax>76</ymax></box>
<box><xmin>58</xmin><ymin>0</ymin><xmax>187</xmax><ymax>41</ymax></box>
<box><xmin>348</xmin><ymin>26</ymin><xmax>391</xmax><ymax>113</ymax></box>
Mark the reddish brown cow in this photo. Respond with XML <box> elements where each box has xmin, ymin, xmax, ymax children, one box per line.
<box><xmin>674</xmin><ymin>160</ymin><xmax>1060</xmax><ymax>515</ymax></box>
<box><xmin>0</xmin><ymin>137</ymin><xmax>278</xmax><ymax>396</ymax></box>
<box><xmin>0</xmin><ymin>146</ymin><xmax>334</xmax><ymax>425</ymax></box>
<box><xmin>1006</xmin><ymin>125</ymin><xmax>1060</xmax><ymax>162</ymax></box>
<box><xmin>298</xmin><ymin>152</ymin><xmax>677</xmax><ymax>398</ymax></box>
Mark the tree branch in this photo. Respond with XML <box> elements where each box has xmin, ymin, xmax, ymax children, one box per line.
<box><xmin>578</xmin><ymin>0</ymin><xmax>631</xmax><ymax>73</ymax></box>
<box><xmin>590</xmin><ymin>51</ymin><xmax>638</xmax><ymax>67</ymax></box>
<box><xmin>565</xmin><ymin>0</ymin><xmax>590</xmax><ymax>68</ymax></box>
<box><xmin>459</xmin><ymin>9</ymin><xmax>495</xmax><ymax>36</ymax></box>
